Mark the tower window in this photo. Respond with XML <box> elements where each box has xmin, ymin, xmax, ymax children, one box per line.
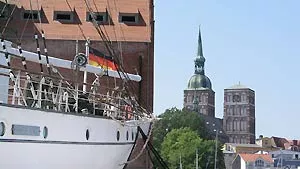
<box><xmin>54</xmin><ymin>11</ymin><xmax>74</xmax><ymax>22</ymax></box>
<box><xmin>22</xmin><ymin>10</ymin><xmax>39</xmax><ymax>20</ymax></box>
<box><xmin>119</xmin><ymin>13</ymin><xmax>139</xmax><ymax>23</ymax></box>
<box><xmin>233</xmin><ymin>95</ymin><xmax>241</xmax><ymax>102</ymax></box>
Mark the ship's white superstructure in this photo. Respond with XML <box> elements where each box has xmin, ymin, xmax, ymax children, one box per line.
<box><xmin>0</xmin><ymin>39</ymin><xmax>152</xmax><ymax>169</ymax></box>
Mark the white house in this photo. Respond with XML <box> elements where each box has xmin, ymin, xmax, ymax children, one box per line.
<box><xmin>232</xmin><ymin>153</ymin><xmax>275</xmax><ymax>169</ymax></box>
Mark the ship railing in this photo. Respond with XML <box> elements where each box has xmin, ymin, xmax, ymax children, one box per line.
<box><xmin>0</xmin><ymin>69</ymin><xmax>137</xmax><ymax>120</ymax></box>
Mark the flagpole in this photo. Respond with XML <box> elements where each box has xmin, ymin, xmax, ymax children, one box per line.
<box><xmin>180</xmin><ymin>154</ymin><xmax>183</xmax><ymax>169</ymax></box>
<box><xmin>196</xmin><ymin>149</ymin><xmax>198</xmax><ymax>169</ymax></box>
<box><xmin>83</xmin><ymin>38</ymin><xmax>90</xmax><ymax>93</ymax></box>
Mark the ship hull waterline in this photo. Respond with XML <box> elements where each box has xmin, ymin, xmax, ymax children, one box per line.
<box><xmin>0</xmin><ymin>104</ymin><xmax>151</xmax><ymax>169</ymax></box>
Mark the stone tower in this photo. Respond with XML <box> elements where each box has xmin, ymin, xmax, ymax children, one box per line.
<box><xmin>223</xmin><ymin>83</ymin><xmax>255</xmax><ymax>144</ymax></box>
<box><xmin>183</xmin><ymin>28</ymin><xmax>215</xmax><ymax>117</ymax></box>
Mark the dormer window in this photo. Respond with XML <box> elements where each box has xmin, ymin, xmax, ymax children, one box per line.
<box><xmin>87</xmin><ymin>12</ymin><xmax>107</xmax><ymax>23</ymax></box>
<box><xmin>119</xmin><ymin>13</ymin><xmax>139</xmax><ymax>23</ymax></box>
<box><xmin>22</xmin><ymin>10</ymin><xmax>39</xmax><ymax>20</ymax></box>
<box><xmin>255</xmin><ymin>159</ymin><xmax>264</xmax><ymax>167</ymax></box>
<box><xmin>54</xmin><ymin>11</ymin><xmax>74</xmax><ymax>22</ymax></box>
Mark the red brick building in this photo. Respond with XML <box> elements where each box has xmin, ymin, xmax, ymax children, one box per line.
<box><xmin>0</xmin><ymin>0</ymin><xmax>154</xmax><ymax>111</ymax></box>
<box><xmin>223</xmin><ymin>84</ymin><xmax>256</xmax><ymax>144</ymax></box>
<box><xmin>0</xmin><ymin>0</ymin><xmax>154</xmax><ymax>168</ymax></box>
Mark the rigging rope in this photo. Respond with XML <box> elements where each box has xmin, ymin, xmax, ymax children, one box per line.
<box><xmin>84</xmin><ymin>0</ymin><xmax>149</xmax><ymax>116</ymax></box>
<box><xmin>34</xmin><ymin>33</ymin><xmax>44</xmax><ymax>73</ymax></box>
<box><xmin>35</xmin><ymin>0</ymin><xmax>51</xmax><ymax>75</ymax></box>
<box><xmin>0</xmin><ymin>0</ymin><xmax>8</xmax><ymax>18</ymax></box>
<box><xmin>1</xmin><ymin>4</ymin><xmax>16</xmax><ymax>35</ymax></box>
<box><xmin>120</xmin><ymin>124</ymin><xmax>154</xmax><ymax>165</ymax></box>
<box><xmin>41</xmin><ymin>31</ymin><xmax>51</xmax><ymax>74</ymax></box>
<box><xmin>65</xmin><ymin>0</ymin><xmax>87</xmax><ymax>41</ymax></box>
<box><xmin>1</xmin><ymin>38</ymin><xmax>16</xmax><ymax>80</ymax></box>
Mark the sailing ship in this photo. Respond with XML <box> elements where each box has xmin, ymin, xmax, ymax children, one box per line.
<box><xmin>0</xmin><ymin>0</ymin><xmax>154</xmax><ymax>168</ymax></box>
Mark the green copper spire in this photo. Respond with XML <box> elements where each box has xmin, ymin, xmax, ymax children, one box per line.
<box><xmin>197</xmin><ymin>26</ymin><xmax>204</xmax><ymax>57</ymax></box>
<box><xmin>194</xmin><ymin>26</ymin><xmax>206</xmax><ymax>75</ymax></box>
<box><xmin>187</xmin><ymin>27</ymin><xmax>212</xmax><ymax>90</ymax></box>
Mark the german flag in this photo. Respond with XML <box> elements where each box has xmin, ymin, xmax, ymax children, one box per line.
<box><xmin>89</xmin><ymin>47</ymin><xmax>117</xmax><ymax>70</ymax></box>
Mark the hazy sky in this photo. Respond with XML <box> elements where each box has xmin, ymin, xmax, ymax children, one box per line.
<box><xmin>154</xmin><ymin>0</ymin><xmax>300</xmax><ymax>139</ymax></box>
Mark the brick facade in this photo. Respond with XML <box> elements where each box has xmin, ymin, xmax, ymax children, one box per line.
<box><xmin>223</xmin><ymin>86</ymin><xmax>255</xmax><ymax>144</ymax></box>
<box><xmin>183</xmin><ymin>89</ymin><xmax>215</xmax><ymax>117</ymax></box>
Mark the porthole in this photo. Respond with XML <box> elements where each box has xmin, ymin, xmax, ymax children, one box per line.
<box><xmin>117</xmin><ymin>131</ymin><xmax>120</xmax><ymax>141</ymax></box>
<box><xmin>0</xmin><ymin>122</ymin><xmax>5</xmax><ymax>136</ymax></box>
<box><xmin>43</xmin><ymin>126</ymin><xmax>48</xmax><ymax>139</ymax></box>
<box><xmin>131</xmin><ymin>131</ymin><xmax>134</xmax><ymax>140</ymax></box>
<box><xmin>86</xmin><ymin>129</ymin><xmax>90</xmax><ymax>140</ymax></box>
<box><xmin>126</xmin><ymin>131</ymin><xmax>129</xmax><ymax>140</ymax></box>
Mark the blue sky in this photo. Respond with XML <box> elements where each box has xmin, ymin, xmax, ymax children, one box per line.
<box><xmin>154</xmin><ymin>0</ymin><xmax>300</xmax><ymax>139</ymax></box>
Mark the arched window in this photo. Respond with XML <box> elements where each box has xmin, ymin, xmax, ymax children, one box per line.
<box><xmin>255</xmin><ymin>159</ymin><xmax>264</xmax><ymax>167</ymax></box>
<box><xmin>226</xmin><ymin>120</ymin><xmax>231</xmax><ymax>131</ymax></box>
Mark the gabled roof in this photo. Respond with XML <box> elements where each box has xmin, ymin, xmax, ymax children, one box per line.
<box><xmin>272</xmin><ymin>136</ymin><xmax>289</xmax><ymax>148</ymax></box>
<box><xmin>239</xmin><ymin>154</ymin><xmax>273</xmax><ymax>163</ymax></box>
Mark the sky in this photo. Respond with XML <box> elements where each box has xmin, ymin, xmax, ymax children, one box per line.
<box><xmin>154</xmin><ymin>0</ymin><xmax>300</xmax><ymax>139</ymax></box>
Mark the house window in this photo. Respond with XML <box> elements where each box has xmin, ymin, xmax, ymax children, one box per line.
<box><xmin>87</xmin><ymin>12</ymin><xmax>107</xmax><ymax>23</ymax></box>
<box><xmin>255</xmin><ymin>159</ymin><xmax>264</xmax><ymax>167</ymax></box>
<box><xmin>22</xmin><ymin>10</ymin><xmax>39</xmax><ymax>20</ymax></box>
<box><xmin>119</xmin><ymin>13</ymin><xmax>139</xmax><ymax>23</ymax></box>
<box><xmin>54</xmin><ymin>11</ymin><xmax>74</xmax><ymax>22</ymax></box>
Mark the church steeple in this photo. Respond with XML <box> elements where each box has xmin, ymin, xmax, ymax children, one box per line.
<box><xmin>194</xmin><ymin>27</ymin><xmax>206</xmax><ymax>75</ymax></box>
<box><xmin>197</xmin><ymin>27</ymin><xmax>204</xmax><ymax>57</ymax></box>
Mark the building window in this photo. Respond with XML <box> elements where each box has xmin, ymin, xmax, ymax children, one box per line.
<box><xmin>54</xmin><ymin>11</ymin><xmax>74</xmax><ymax>22</ymax></box>
<box><xmin>87</xmin><ymin>12</ymin><xmax>107</xmax><ymax>23</ymax></box>
<box><xmin>233</xmin><ymin>120</ymin><xmax>237</xmax><ymax>131</ymax></box>
<box><xmin>255</xmin><ymin>159</ymin><xmax>264</xmax><ymax>167</ymax></box>
<box><xmin>233</xmin><ymin>95</ymin><xmax>241</xmax><ymax>102</ymax></box>
<box><xmin>229</xmin><ymin>121</ymin><xmax>233</xmax><ymax>131</ymax></box>
<box><xmin>228</xmin><ymin>95</ymin><xmax>232</xmax><ymax>102</ymax></box>
<box><xmin>202</xmin><ymin>109</ymin><xmax>206</xmax><ymax>115</ymax></box>
<box><xmin>119</xmin><ymin>13</ymin><xmax>139</xmax><ymax>23</ymax></box>
<box><xmin>22</xmin><ymin>10</ymin><xmax>39</xmax><ymax>20</ymax></box>
<box><xmin>226</xmin><ymin>121</ymin><xmax>231</xmax><ymax>131</ymax></box>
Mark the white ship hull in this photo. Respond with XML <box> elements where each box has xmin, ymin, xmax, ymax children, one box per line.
<box><xmin>0</xmin><ymin>104</ymin><xmax>151</xmax><ymax>169</ymax></box>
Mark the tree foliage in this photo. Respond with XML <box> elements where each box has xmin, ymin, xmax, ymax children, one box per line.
<box><xmin>152</xmin><ymin>108</ymin><xmax>225</xmax><ymax>169</ymax></box>
<box><xmin>153</xmin><ymin>107</ymin><xmax>208</xmax><ymax>151</ymax></box>
<box><xmin>161</xmin><ymin>127</ymin><xmax>225</xmax><ymax>169</ymax></box>
<box><xmin>161</xmin><ymin>127</ymin><xmax>202</xmax><ymax>169</ymax></box>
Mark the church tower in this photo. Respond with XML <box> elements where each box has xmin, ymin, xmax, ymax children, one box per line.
<box><xmin>183</xmin><ymin>28</ymin><xmax>215</xmax><ymax>117</ymax></box>
<box><xmin>223</xmin><ymin>83</ymin><xmax>255</xmax><ymax>144</ymax></box>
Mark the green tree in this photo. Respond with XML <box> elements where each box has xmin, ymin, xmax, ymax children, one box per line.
<box><xmin>161</xmin><ymin>127</ymin><xmax>202</xmax><ymax>169</ymax></box>
<box><xmin>197</xmin><ymin>140</ymin><xmax>226</xmax><ymax>169</ymax></box>
<box><xmin>153</xmin><ymin>107</ymin><xmax>208</xmax><ymax>151</ymax></box>
<box><xmin>161</xmin><ymin>127</ymin><xmax>225</xmax><ymax>169</ymax></box>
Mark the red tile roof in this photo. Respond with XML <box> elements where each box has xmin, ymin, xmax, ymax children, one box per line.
<box><xmin>239</xmin><ymin>154</ymin><xmax>273</xmax><ymax>163</ymax></box>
